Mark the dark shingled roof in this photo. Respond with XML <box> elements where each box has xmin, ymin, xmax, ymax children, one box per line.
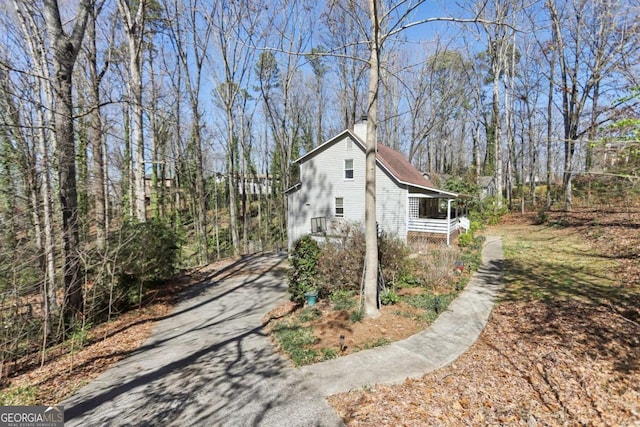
<box><xmin>376</xmin><ymin>143</ymin><xmax>437</xmax><ymax>189</ymax></box>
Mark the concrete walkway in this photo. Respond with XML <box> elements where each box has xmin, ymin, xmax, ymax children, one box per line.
<box><xmin>62</xmin><ymin>237</ymin><xmax>502</xmax><ymax>426</ymax></box>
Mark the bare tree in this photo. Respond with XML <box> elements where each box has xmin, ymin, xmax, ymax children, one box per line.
<box><xmin>41</xmin><ymin>0</ymin><xmax>91</xmax><ymax>327</ymax></box>
<box><xmin>208</xmin><ymin>0</ymin><xmax>262</xmax><ymax>255</ymax></box>
<box><xmin>164</xmin><ymin>0</ymin><xmax>212</xmax><ymax>263</ymax></box>
<box><xmin>322</xmin><ymin>0</ymin><xmax>369</xmax><ymax>130</ymax></box>
<box><xmin>83</xmin><ymin>0</ymin><xmax>112</xmax><ymax>247</ymax></box>
<box><xmin>255</xmin><ymin>0</ymin><xmax>315</xmax><ymax>246</ymax></box>
<box><xmin>547</xmin><ymin>0</ymin><xmax>639</xmax><ymax>210</ymax></box>
<box><xmin>3</xmin><ymin>6</ymin><xmax>59</xmax><ymax>333</ymax></box>
<box><xmin>116</xmin><ymin>0</ymin><xmax>146</xmax><ymax>222</ymax></box>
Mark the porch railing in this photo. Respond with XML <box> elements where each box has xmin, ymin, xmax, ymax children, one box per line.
<box><xmin>407</xmin><ymin>217</ymin><xmax>459</xmax><ymax>234</ymax></box>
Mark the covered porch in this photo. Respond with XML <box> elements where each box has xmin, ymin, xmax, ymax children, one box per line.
<box><xmin>407</xmin><ymin>194</ymin><xmax>470</xmax><ymax>245</ymax></box>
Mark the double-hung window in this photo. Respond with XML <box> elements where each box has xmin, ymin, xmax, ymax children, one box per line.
<box><xmin>335</xmin><ymin>197</ymin><xmax>344</xmax><ymax>218</ymax></box>
<box><xmin>344</xmin><ymin>159</ymin><xmax>354</xmax><ymax>180</ymax></box>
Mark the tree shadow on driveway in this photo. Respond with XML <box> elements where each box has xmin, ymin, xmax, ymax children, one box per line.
<box><xmin>63</xmin><ymin>255</ymin><xmax>339</xmax><ymax>426</ymax></box>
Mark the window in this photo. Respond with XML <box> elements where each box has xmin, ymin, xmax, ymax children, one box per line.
<box><xmin>311</xmin><ymin>217</ymin><xmax>327</xmax><ymax>234</ymax></box>
<box><xmin>344</xmin><ymin>159</ymin><xmax>354</xmax><ymax>180</ymax></box>
<box><xmin>335</xmin><ymin>197</ymin><xmax>344</xmax><ymax>217</ymax></box>
<box><xmin>410</xmin><ymin>197</ymin><xmax>441</xmax><ymax>219</ymax></box>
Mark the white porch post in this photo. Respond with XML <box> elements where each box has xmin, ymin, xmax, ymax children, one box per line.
<box><xmin>446</xmin><ymin>199</ymin><xmax>452</xmax><ymax>245</ymax></box>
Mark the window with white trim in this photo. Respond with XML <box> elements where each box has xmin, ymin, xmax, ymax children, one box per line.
<box><xmin>344</xmin><ymin>159</ymin><xmax>354</xmax><ymax>180</ymax></box>
<box><xmin>335</xmin><ymin>197</ymin><xmax>344</xmax><ymax>217</ymax></box>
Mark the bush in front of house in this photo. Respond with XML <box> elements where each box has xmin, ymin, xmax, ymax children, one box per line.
<box><xmin>288</xmin><ymin>235</ymin><xmax>321</xmax><ymax>304</ymax></box>
<box><xmin>315</xmin><ymin>225</ymin><xmax>415</xmax><ymax>296</ymax></box>
<box><xmin>316</xmin><ymin>225</ymin><xmax>366</xmax><ymax>295</ymax></box>
<box><xmin>458</xmin><ymin>232</ymin><xmax>474</xmax><ymax>247</ymax></box>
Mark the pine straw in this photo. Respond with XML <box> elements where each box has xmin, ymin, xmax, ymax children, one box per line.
<box><xmin>330</xmin><ymin>297</ymin><xmax>640</xmax><ymax>426</ymax></box>
<box><xmin>4</xmin><ymin>303</ymin><xmax>172</xmax><ymax>405</ymax></box>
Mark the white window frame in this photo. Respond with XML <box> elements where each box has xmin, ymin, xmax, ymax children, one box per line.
<box><xmin>335</xmin><ymin>197</ymin><xmax>344</xmax><ymax>218</ymax></box>
<box><xmin>344</xmin><ymin>159</ymin><xmax>354</xmax><ymax>180</ymax></box>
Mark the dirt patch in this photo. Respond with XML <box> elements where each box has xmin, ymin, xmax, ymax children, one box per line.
<box><xmin>311</xmin><ymin>300</ymin><xmax>427</xmax><ymax>354</ymax></box>
<box><xmin>263</xmin><ymin>291</ymin><xmax>438</xmax><ymax>361</ymax></box>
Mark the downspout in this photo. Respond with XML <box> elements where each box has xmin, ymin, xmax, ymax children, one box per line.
<box><xmin>446</xmin><ymin>199</ymin><xmax>452</xmax><ymax>246</ymax></box>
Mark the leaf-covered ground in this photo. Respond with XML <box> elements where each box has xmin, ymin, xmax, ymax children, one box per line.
<box><xmin>328</xmin><ymin>208</ymin><xmax>640</xmax><ymax>426</ymax></box>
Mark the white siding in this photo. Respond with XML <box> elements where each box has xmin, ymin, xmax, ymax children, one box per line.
<box><xmin>376</xmin><ymin>167</ymin><xmax>407</xmax><ymax>240</ymax></box>
<box><xmin>288</xmin><ymin>134</ymin><xmax>408</xmax><ymax>248</ymax></box>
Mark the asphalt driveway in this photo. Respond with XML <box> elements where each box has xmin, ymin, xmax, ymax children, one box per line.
<box><xmin>63</xmin><ymin>254</ymin><xmax>343</xmax><ymax>426</ymax></box>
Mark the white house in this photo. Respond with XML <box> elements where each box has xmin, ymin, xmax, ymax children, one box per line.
<box><xmin>286</xmin><ymin>121</ymin><xmax>469</xmax><ymax>250</ymax></box>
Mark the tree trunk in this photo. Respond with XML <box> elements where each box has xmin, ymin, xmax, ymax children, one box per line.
<box><xmin>227</xmin><ymin>108</ymin><xmax>241</xmax><ymax>254</ymax></box>
<box><xmin>87</xmin><ymin>7</ymin><xmax>107</xmax><ymax>247</ymax></box>
<box><xmin>363</xmin><ymin>0</ymin><xmax>380</xmax><ymax>319</ymax></box>
<box><xmin>545</xmin><ymin>51</ymin><xmax>555</xmax><ymax>210</ymax></box>
<box><xmin>117</xmin><ymin>0</ymin><xmax>146</xmax><ymax>222</ymax></box>
<box><xmin>42</xmin><ymin>0</ymin><xmax>91</xmax><ymax>329</ymax></box>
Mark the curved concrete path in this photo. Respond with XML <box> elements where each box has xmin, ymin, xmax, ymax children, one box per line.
<box><xmin>62</xmin><ymin>237</ymin><xmax>502</xmax><ymax>426</ymax></box>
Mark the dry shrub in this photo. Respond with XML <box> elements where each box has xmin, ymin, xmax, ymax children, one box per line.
<box><xmin>317</xmin><ymin>223</ymin><xmax>418</xmax><ymax>295</ymax></box>
<box><xmin>316</xmin><ymin>224</ymin><xmax>366</xmax><ymax>296</ymax></box>
<box><xmin>316</xmin><ymin>222</ymin><xmax>459</xmax><ymax>295</ymax></box>
<box><xmin>379</xmin><ymin>234</ymin><xmax>412</xmax><ymax>287</ymax></box>
<box><xmin>412</xmin><ymin>244</ymin><xmax>460</xmax><ymax>290</ymax></box>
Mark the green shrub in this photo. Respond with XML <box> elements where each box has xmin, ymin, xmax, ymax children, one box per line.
<box><xmin>535</xmin><ymin>209</ymin><xmax>549</xmax><ymax>225</ymax></box>
<box><xmin>469</xmin><ymin>220</ymin><xmax>482</xmax><ymax>234</ymax></box>
<box><xmin>321</xmin><ymin>347</ymin><xmax>338</xmax><ymax>360</ymax></box>
<box><xmin>89</xmin><ymin>219</ymin><xmax>180</xmax><ymax>314</ymax></box>
<box><xmin>113</xmin><ymin>219</ymin><xmax>179</xmax><ymax>284</ymax></box>
<box><xmin>380</xmin><ymin>288</ymin><xmax>399</xmax><ymax>305</ymax></box>
<box><xmin>349</xmin><ymin>307</ymin><xmax>364</xmax><ymax>323</ymax></box>
<box><xmin>288</xmin><ymin>235</ymin><xmax>321</xmax><ymax>304</ymax></box>
<box><xmin>458</xmin><ymin>232</ymin><xmax>473</xmax><ymax>247</ymax></box>
<box><xmin>460</xmin><ymin>236</ymin><xmax>485</xmax><ymax>272</ymax></box>
<box><xmin>330</xmin><ymin>289</ymin><xmax>357</xmax><ymax>310</ymax></box>
<box><xmin>403</xmin><ymin>292</ymin><xmax>456</xmax><ymax>323</ymax></box>
<box><xmin>299</xmin><ymin>307</ymin><xmax>322</xmax><ymax>322</ymax></box>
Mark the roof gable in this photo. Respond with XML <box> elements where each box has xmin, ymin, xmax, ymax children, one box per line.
<box><xmin>294</xmin><ymin>129</ymin><xmax>458</xmax><ymax>197</ymax></box>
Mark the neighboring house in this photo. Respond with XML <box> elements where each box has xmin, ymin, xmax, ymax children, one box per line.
<box><xmin>212</xmin><ymin>173</ymin><xmax>276</xmax><ymax>198</ymax></box>
<box><xmin>144</xmin><ymin>175</ymin><xmax>174</xmax><ymax>206</ymax></box>
<box><xmin>237</xmin><ymin>173</ymin><xmax>274</xmax><ymax>197</ymax></box>
<box><xmin>478</xmin><ymin>175</ymin><xmax>496</xmax><ymax>200</ymax></box>
<box><xmin>286</xmin><ymin>121</ymin><xmax>469</xmax><ymax>250</ymax></box>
